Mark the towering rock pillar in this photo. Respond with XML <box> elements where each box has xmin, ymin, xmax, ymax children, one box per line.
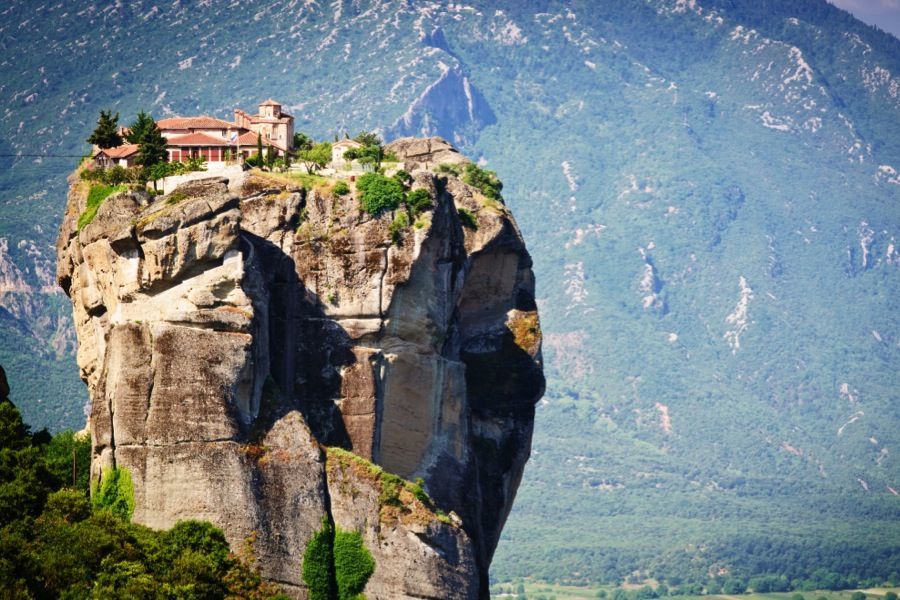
<box><xmin>57</xmin><ymin>137</ymin><xmax>543</xmax><ymax>598</ymax></box>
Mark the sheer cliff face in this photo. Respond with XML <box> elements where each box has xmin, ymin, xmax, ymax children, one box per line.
<box><xmin>55</xmin><ymin>137</ymin><xmax>543</xmax><ymax>599</ymax></box>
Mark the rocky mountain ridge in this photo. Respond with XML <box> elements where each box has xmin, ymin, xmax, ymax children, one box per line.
<box><xmin>55</xmin><ymin>137</ymin><xmax>544</xmax><ymax>598</ymax></box>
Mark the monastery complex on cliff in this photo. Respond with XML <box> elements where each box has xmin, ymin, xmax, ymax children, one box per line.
<box><xmin>93</xmin><ymin>99</ymin><xmax>297</xmax><ymax>167</ymax></box>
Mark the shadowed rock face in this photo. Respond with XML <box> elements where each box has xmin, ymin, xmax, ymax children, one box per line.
<box><xmin>57</xmin><ymin>137</ymin><xmax>543</xmax><ymax>599</ymax></box>
<box><xmin>0</xmin><ymin>365</ymin><xmax>9</xmax><ymax>402</ymax></box>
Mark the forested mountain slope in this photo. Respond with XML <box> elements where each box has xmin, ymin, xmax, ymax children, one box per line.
<box><xmin>1</xmin><ymin>0</ymin><xmax>898</xmax><ymax>587</ymax></box>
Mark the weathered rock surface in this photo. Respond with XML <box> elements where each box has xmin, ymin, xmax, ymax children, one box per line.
<box><xmin>57</xmin><ymin>137</ymin><xmax>544</xmax><ymax>598</ymax></box>
<box><xmin>326</xmin><ymin>448</ymin><xmax>478</xmax><ymax>599</ymax></box>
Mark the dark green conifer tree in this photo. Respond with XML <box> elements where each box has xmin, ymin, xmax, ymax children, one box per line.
<box><xmin>87</xmin><ymin>110</ymin><xmax>123</xmax><ymax>149</ymax></box>
<box><xmin>135</xmin><ymin>123</ymin><xmax>168</xmax><ymax>168</ymax></box>
<box><xmin>125</xmin><ymin>111</ymin><xmax>154</xmax><ymax>145</ymax></box>
<box><xmin>124</xmin><ymin>111</ymin><xmax>168</xmax><ymax>169</ymax></box>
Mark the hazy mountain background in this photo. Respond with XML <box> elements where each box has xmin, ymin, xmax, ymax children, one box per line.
<box><xmin>828</xmin><ymin>0</ymin><xmax>900</xmax><ymax>39</ymax></box>
<box><xmin>1</xmin><ymin>0</ymin><xmax>899</xmax><ymax>588</ymax></box>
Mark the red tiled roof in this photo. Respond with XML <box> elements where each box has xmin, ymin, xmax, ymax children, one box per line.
<box><xmin>157</xmin><ymin>116</ymin><xmax>236</xmax><ymax>130</ymax></box>
<box><xmin>234</xmin><ymin>131</ymin><xmax>286</xmax><ymax>152</ymax></box>
<box><xmin>333</xmin><ymin>139</ymin><xmax>363</xmax><ymax>149</ymax></box>
<box><xmin>259</xmin><ymin>98</ymin><xmax>281</xmax><ymax>106</ymax></box>
<box><xmin>250</xmin><ymin>116</ymin><xmax>292</xmax><ymax>124</ymax></box>
<box><xmin>167</xmin><ymin>132</ymin><xmax>231</xmax><ymax>146</ymax></box>
<box><xmin>95</xmin><ymin>144</ymin><xmax>139</xmax><ymax>158</ymax></box>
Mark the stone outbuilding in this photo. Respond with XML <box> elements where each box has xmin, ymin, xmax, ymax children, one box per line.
<box><xmin>233</xmin><ymin>99</ymin><xmax>294</xmax><ymax>154</ymax></box>
<box><xmin>92</xmin><ymin>144</ymin><xmax>139</xmax><ymax>168</ymax></box>
<box><xmin>331</xmin><ymin>139</ymin><xmax>363</xmax><ymax>170</ymax></box>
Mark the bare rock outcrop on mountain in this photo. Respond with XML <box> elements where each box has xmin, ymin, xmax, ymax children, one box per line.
<box><xmin>57</xmin><ymin>137</ymin><xmax>544</xmax><ymax>599</ymax></box>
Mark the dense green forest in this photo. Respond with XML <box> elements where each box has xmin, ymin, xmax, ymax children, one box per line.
<box><xmin>0</xmin><ymin>368</ymin><xmax>283</xmax><ymax>599</ymax></box>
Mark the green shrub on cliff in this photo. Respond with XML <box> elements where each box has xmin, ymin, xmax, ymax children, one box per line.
<box><xmin>406</xmin><ymin>188</ymin><xmax>432</xmax><ymax>216</ymax></box>
<box><xmin>91</xmin><ymin>466</ymin><xmax>134</xmax><ymax>520</ymax></box>
<box><xmin>303</xmin><ymin>517</ymin><xmax>337</xmax><ymax>600</ymax></box>
<box><xmin>388</xmin><ymin>211</ymin><xmax>408</xmax><ymax>245</ymax></box>
<box><xmin>332</xmin><ymin>180</ymin><xmax>350</xmax><ymax>196</ymax></box>
<box><xmin>302</xmin><ymin>517</ymin><xmax>375</xmax><ymax>600</ymax></box>
<box><xmin>435</xmin><ymin>163</ymin><xmax>461</xmax><ymax>176</ymax></box>
<box><xmin>461</xmin><ymin>163</ymin><xmax>503</xmax><ymax>201</ymax></box>
<box><xmin>457</xmin><ymin>207</ymin><xmax>477</xmax><ymax>230</ymax></box>
<box><xmin>77</xmin><ymin>184</ymin><xmax>127</xmax><ymax>230</ymax></box>
<box><xmin>392</xmin><ymin>169</ymin><xmax>412</xmax><ymax>187</ymax></box>
<box><xmin>378</xmin><ymin>472</ymin><xmax>405</xmax><ymax>508</ymax></box>
<box><xmin>334</xmin><ymin>529</ymin><xmax>375</xmax><ymax>600</ymax></box>
<box><xmin>355</xmin><ymin>172</ymin><xmax>404</xmax><ymax>215</ymax></box>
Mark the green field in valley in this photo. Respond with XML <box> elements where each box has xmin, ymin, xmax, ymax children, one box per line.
<box><xmin>492</xmin><ymin>586</ymin><xmax>900</xmax><ymax>600</ymax></box>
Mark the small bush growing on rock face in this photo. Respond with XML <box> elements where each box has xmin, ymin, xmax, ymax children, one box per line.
<box><xmin>378</xmin><ymin>472</ymin><xmax>404</xmax><ymax>508</ymax></box>
<box><xmin>356</xmin><ymin>173</ymin><xmax>404</xmax><ymax>215</ymax></box>
<box><xmin>165</xmin><ymin>191</ymin><xmax>187</xmax><ymax>205</ymax></box>
<box><xmin>389</xmin><ymin>211</ymin><xmax>408</xmax><ymax>245</ymax></box>
<box><xmin>410</xmin><ymin>477</ymin><xmax>430</xmax><ymax>506</ymax></box>
<box><xmin>302</xmin><ymin>518</ymin><xmax>375</xmax><ymax>600</ymax></box>
<box><xmin>91</xmin><ymin>466</ymin><xmax>135</xmax><ymax>520</ymax></box>
<box><xmin>333</xmin><ymin>529</ymin><xmax>375</xmax><ymax>600</ymax></box>
<box><xmin>303</xmin><ymin>518</ymin><xmax>337</xmax><ymax>600</ymax></box>
<box><xmin>462</xmin><ymin>163</ymin><xmax>503</xmax><ymax>200</ymax></box>
<box><xmin>436</xmin><ymin>163</ymin><xmax>461</xmax><ymax>176</ymax></box>
<box><xmin>406</xmin><ymin>188</ymin><xmax>432</xmax><ymax>216</ymax></box>
<box><xmin>392</xmin><ymin>169</ymin><xmax>412</xmax><ymax>187</ymax></box>
<box><xmin>457</xmin><ymin>207</ymin><xmax>478</xmax><ymax>230</ymax></box>
<box><xmin>332</xmin><ymin>181</ymin><xmax>350</xmax><ymax>196</ymax></box>
<box><xmin>80</xmin><ymin>165</ymin><xmax>148</xmax><ymax>186</ymax></box>
<box><xmin>105</xmin><ymin>165</ymin><xmax>129</xmax><ymax>185</ymax></box>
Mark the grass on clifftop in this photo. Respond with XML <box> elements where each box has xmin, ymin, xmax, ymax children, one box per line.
<box><xmin>250</xmin><ymin>169</ymin><xmax>334</xmax><ymax>192</ymax></box>
<box><xmin>326</xmin><ymin>447</ymin><xmax>451</xmax><ymax>525</ymax></box>
<box><xmin>77</xmin><ymin>184</ymin><xmax>126</xmax><ymax>230</ymax></box>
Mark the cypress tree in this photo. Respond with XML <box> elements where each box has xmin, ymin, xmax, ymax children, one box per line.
<box><xmin>87</xmin><ymin>110</ymin><xmax>123</xmax><ymax>149</ymax></box>
<box><xmin>136</xmin><ymin>120</ymin><xmax>168</xmax><ymax>168</ymax></box>
<box><xmin>124</xmin><ymin>111</ymin><xmax>168</xmax><ymax>169</ymax></box>
<box><xmin>125</xmin><ymin>111</ymin><xmax>155</xmax><ymax>145</ymax></box>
